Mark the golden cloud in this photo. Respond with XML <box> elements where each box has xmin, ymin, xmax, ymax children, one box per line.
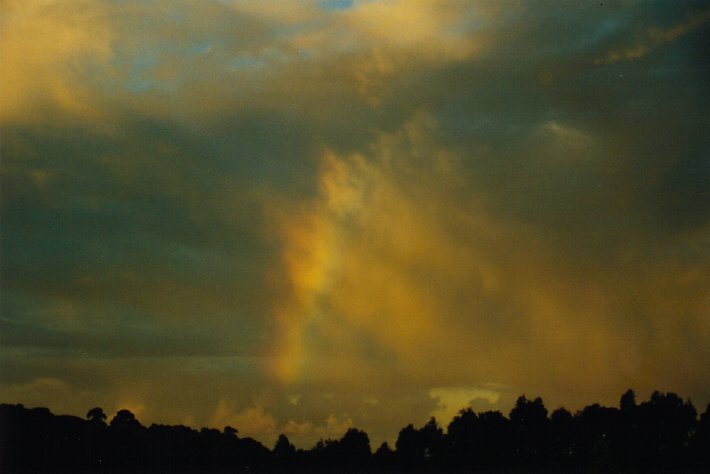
<box><xmin>210</xmin><ymin>398</ymin><xmax>355</xmax><ymax>447</ymax></box>
<box><xmin>266</xmin><ymin>110</ymin><xmax>710</xmax><ymax>411</ymax></box>
<box><xmin>0</xmin><ymin>0</ymin><xmax>115</xmax><ymax>123</ymax></box>
<box><xmin>267</xmin><ymin>114</ymin><xmax>507</xmax><ymax>387</ymax></box>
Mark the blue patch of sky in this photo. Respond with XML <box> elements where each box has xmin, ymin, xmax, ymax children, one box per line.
<box><xmin>108</xmin><ymin>4</ymin><xmax>220</xmax><ymax>94</ymax></box>
<box><xmin>227</xmin><ymin>54</ymin><xmax>268</xmax><ymax>70</ymax></box>
<box><xmin>575</xmin><ymin>17</ymin><xmax>627</xmax><ymax>52</ymax></box>
<box><xmin>528</xmin><ymin>14</ymin><xmax>630</xmax><ymax>60</ymax></box>
<box><xmin>319</xmin><ymin>0</ymin><xmax>354</xmax><ymax>11</ymax></box>
<box><xmin>119</xmin><ymin>39</ymin><xmax>219</xmax><ymax>93</ymax></box>
<box><xmin>187</xmin><ymin>40</ymin><xmax>217</xmax><ymax>58</ymax></box>
<box><xmin>109</xmin><ymin>0</ymin><xmax>359</xmax><ymax>88</ymax></box>
<box><xmin>125</xmin><ymin>51</ymin><xmax>161</xmax><ymax>93</ymax></box>
<box><xmin>217</xmin><ymin>0</ymin><xmax>353</xmax><ymax>11</ymax></box>
<box><xmin>227</xmin><ymin>45</ymin><xmax>318</xmax><ymax>70</ymax></box>
<box><xmin>446</xmin><ymin>4</ymin><xmax>485</xmax><ymax>36</ymax></box>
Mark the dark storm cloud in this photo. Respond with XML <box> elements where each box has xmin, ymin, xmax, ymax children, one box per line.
<box><xmin>0</xmin><ymin>114</ymin><xmax>304</xmax><ymax>390</ymax></box>
<box><xmin>413</xmin><ymin>2</ymin><xmax>710</xmax><ymax>233</ymax></box>
<box><xmin>392</xmin><ymin>1</ymin><xmax>710</xmax><ymax>289</ymax></box>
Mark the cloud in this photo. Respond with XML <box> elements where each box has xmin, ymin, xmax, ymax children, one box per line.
<box><xmin>1</xmin><ymin>0</ymin><xmax>709</xmax><ymax>450</ymax></box>
<box><xmin>0</xmin><ymin>377</ymin><xmax>72</xmax><ymax>400</ymax></box>
<box><xmin>211</xmin><ymin>400</ymin><xmax>279</xmax><ymax>440</ymax></box>
<box><xmin>210</xmin><ymin>398</ymin><xmax>356</xmax><ymax>447</ymax></box>
<box><xmin>0</xmin><ymin>0</ymin><xmax>115</xmax><ymax>123</ymax></box>
<box><xmin>267</xmin><ymin>102</ymin><xmax>710</xmax><ymax>413</ymax></box>
<box><xmin>430</xmin><ymin>386</ymin><xmax>502</xmax><ymax>425</ymax></box>
<box><xmin>267</xmin><ymin>114</ymin><xmax>468</xmax><ymax>384</ymax></box>
<box><xmin>596</xmin><ymin>6</ymin><xmax>710</xmax><ymax>64</ymax></box>
<box><xmin>343</xmin><ymin>0</ymin><xmax>484</xmax><ymax>60</ymax></box>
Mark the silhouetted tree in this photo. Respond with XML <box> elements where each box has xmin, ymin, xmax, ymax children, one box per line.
<box><xmin>620</xmin><ymin>388</ymin><xmax>637</xmax><ymax>413</ymax></box>
<box><xmin>273</xmin><ymin>433</ymin><xmax>296</xmax><ymax>465</ymax></box>
<box><xmin>0</xmin><ymin>403</ymin><xmax>275</xmax><ymax>473</ymax></box>
<box><xmin>147</xmin><ymin>423</ymin><xmax>199</xmax><ymax>471</ymax></box>
<box><xmin>308</xmin><ymin>437</ymin><xmax>342</xmax><ymax>470</ymax></box>
<box><xmin>446</xmin><ymin>407</ymin><xmax>479</xmax><ymax>468</ymax></box>
<box><xmin>478</xmin><ymin>410</ymin><xmax>513</xmax><ymax>466</ymax></box>
<box><xmin>549</xmin><ymin>407</ymin><xmax>574</xmax><ymax>467</ymax></box>
<box><xmin>690</xmin><ymin>402</ymin><xmax>710</xmax><ymax>468</ymax></box>
<box><xmin>110</xmin><ymin>409</ymin><xmax>142</xmax><ymax>429</ymax></box>
<box><xmin>3</xmin><ymin>389</ymin><xmax>710</xmax><ymax>473</ymax></box>
<box><xmin>509</xmin><ymin>395</ymin><xmax>549</xmax><ymax>466</ymax></box>
<box><xmin>617</xmin><ymin>388</ymin><xmax>640</xmax><ymax>468</ymax></box>
<box><xmin>636</xmin><ymin>391</ymin><xmax>697</xmax><ymax>469</ymax></box>
<box><xmin>445</xmin><ymin>407</ymin><xmax>513</xmax><ymax>469</ymax></box>
<box><xmin>396</xmin><ymin>417</ymin><xmax>443</xmax><ymax>469</ymax></box>
<box><xmin>574</xmin><ymin>403</ymin><xmax>619</xmax><ymax>469</ymax></box>
<box><xmin>82</xmin><ymin>407</ymin><xmax>108</xmax><ymax>470</ymax></box>
<box><xmin>86</xmin><ymin>407</ymin><xmax>107</xmax><ymax>425</ymax></box>
<box><xmin>396</xmin><ymin>424</ymin><xmax>424</xmax><ymax>468</ymax></box>
<box><xmin>339</xmin><ymin>428</ymin><xmax>371</xmax><ymax>468</ymax></box>
<box><xmin>420</xmin><ymin>417</ymin><xmax>444</xmax><ymax>462</ymax></box>
<box><xmin>373</xmin><ymin>441</ymin><xmax>396</xmax><ymax>471</ymax></box>
<box><xmin>107</xmin><ymin>409</ymin><xmax>146</xmax><ymax>469</ymax></box>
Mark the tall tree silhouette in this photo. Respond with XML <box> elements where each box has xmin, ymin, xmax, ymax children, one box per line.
<box><xmin>690</xmin><ymin>402</ymin><xmax>710</xmax><ymax>468</ymax></box>
<box><xmin>620</xmin><ymin>388</ymin><xmax>637</xmax><ymax>412</ymax></box>
<box><xmin>445</xmin><ymin>407</ymin><xmax>479</xmax><ymax>468</ymax></box>
<box><xmin>395</xmin><ymin>417</ymin><xmax>443</xmax><ymax>470</ymax></box>
<box><xmin>509</xmin><ymin>395</ymin><xmax>549</xmax><ymax>466</ymax></box>
<box><xmin>574</xmin><ymin>403</ymin><xmax>619</xmax><ymax>469</ymax></box>
<box><xmin>549</xmin><ymin>407</ymin><xmax>574</xmax><ymax>468</ymax></box>
<box><xmin>273</xmin><ymin>432</ymin><xmax>296</xmax><ymax>468</ymax></box>
<box><xmin>617</xmin><ymin>388</ymin><xmax>640</xmax><ymax>468</ymax></box>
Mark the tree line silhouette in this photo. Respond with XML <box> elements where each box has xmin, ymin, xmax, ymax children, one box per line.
<box><xmin>1</xmin><ymin>389</ymin><xmax>709</xmax><ymax>472</ymax></box>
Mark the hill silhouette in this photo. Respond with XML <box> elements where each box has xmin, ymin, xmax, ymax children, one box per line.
<box><xmin>1</xmin><ymin>389</ymin><xmax>709</xmax><ymax>472</ymax></box>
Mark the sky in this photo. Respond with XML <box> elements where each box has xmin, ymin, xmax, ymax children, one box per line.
<box><xmin>1</xmin><ymin>0</ymin><xmax>709</xmax><ymax>448</ymax></box>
